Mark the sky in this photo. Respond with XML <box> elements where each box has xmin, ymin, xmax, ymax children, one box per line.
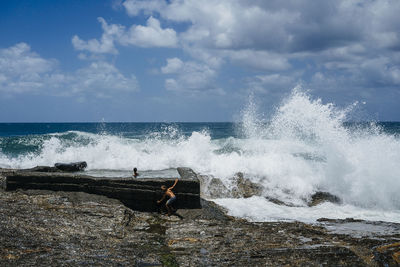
<box><xmin>0</xmin><ymin>0</ymin><xmax>400</xmax><ymax>122</ymax></box>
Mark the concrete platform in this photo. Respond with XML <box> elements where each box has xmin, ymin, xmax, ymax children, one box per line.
<box><xmin>2</xmin><ymin>167</ymin><xmax>200</xmax><ymax>211</ymax></box>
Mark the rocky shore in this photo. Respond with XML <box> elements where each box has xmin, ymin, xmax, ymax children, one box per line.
<box><xmin>1</xmin><ymin>168</ymin><xmax>400</xmax><ymax>266</ymax></box>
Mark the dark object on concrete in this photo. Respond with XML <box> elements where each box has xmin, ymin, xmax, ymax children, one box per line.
<box><xmin>3</xmin><ymin>171</ymin><xmax>200</xmax><ymax>211</ymax></box>
<box><xmin>54</xmin><ymin>161</ymin><xmax>87</xmax><ymax>172</ymax></box>
<box><xmin>309</xmin><ymin>191</ymin><xmax>341</xmax><ymax>206</ymax></box>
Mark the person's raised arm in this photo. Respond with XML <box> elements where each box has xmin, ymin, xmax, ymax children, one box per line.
<box><xmin>169</xmin><ymin>178</ymin><xmax>178</xmax><ymax>190</ymax></box>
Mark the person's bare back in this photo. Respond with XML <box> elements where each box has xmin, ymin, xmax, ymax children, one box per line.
<box><xmin>164</xmin><ymin>188</ymin><xmax>175</xmax><ymax>198</ymax></box>
<box><xmin>157</xmin><ymin>179</ymin><xmax>178</xmax><ymax>215</ymax></box>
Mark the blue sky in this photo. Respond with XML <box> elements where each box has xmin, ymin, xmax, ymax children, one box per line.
<box><xmin>1</xmin><ymin>0</ymin><xmax>400</xmax><ymax>122</ymax></box>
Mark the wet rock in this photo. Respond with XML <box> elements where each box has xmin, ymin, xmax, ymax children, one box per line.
<box><xmin>317</xmin><ymin>217</ymin><xmax>363</xmax><ymax>223</ymax></box>
<box><xmin>265</xmin><ymin>196</ymin><xmax>295</xmax><ymax>206</ymax></box>
<box><xmin>309</xmin><ymin>191</ymin><xmax>341</xmax><ymax>206</ymax></box>
<box><xmin>0</xmin><ymin>172</ymin><xmax>6</xmax><ymax>190</ymax></box>
<box><xmin>197</xmin><ymin>174</ymin><xmax>231</xmax><ymax>199</ymax></box>
<box><xmin>0</xmin><ymin>188</ymin><xmax>399</xmax><ymax>266</ymax></box>
<box><xmin>179</xmin><ymin>168</ymin><xmax>263</xmax><ymax>199</ymax></box>
<box><xmin>2</xmin><ymin>167</ymin><xmax>398</xmax><ymax>266</ymax></box>
<box><xmin>207</xmin><ymin>177</ymin><xmax>231</xmax><ymax>198</ymax></box>
<box><xmin>231</xmin><ymin>172</ymin><xmax>263</xmax><ymax>198</ymax></box>
<box><xmin>373</xmin><ymin>242</ymin><xmax>400</xmax><ymax>266</ymax></box>
<box><xmin>180</xmin><ymin>168</ymin><xmax>232</xmax><ymax>199</ymax></box>
<box><xmin>0</xmin><ymin>189</ymin><xmax>165</xmax><ymax>266</ymax></box>
<box><xmin>196</xmin><ymin>171</ymin><xmax>263</xmax><ymax>199</ymax></box>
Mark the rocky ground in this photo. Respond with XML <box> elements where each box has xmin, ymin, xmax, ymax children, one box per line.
<box><xmin>1</xmin><ymin>171</ymin><xmax>400</xmax><ymax>266</ymax></box>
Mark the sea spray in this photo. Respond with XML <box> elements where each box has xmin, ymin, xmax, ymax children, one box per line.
<box><xmin>214</xmin><ymin>88</ymin><xmax>400</xmax><ymax>221</ymax></box>
<box><xmin>1</xmin><ymin>88</ymin><xmax>400</xmax><ymax>222</ymax></box>
<box><xmin>232</xmin><ymin>88</ymin><xmax>400</xmax><ymax>210</ymax></box>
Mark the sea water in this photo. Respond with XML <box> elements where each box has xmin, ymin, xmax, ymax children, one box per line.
<box><xmin>1</xmin><ymin>88</ymin><xmax>400</xmax><ymax>223</ymax></box>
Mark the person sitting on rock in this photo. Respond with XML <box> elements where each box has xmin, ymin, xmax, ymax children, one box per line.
<box><xmin>157</xmin><ymin>178</ymin><xmax>178</xmax><ymax>215</ymax></box>
<box><xmin>133</xmin><ymin>167</ymin><xmax>139</xmax><ymax>178</ymax></box>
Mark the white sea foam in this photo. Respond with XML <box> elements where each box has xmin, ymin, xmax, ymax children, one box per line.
<box><xmin>1</xmin><ymin>87</ymin><xmax>400</xmax><ymax>222</ymax></box>
<box><xmin>212</xmin><ymin>88</ymin><xmax>400</xmax><ymax>222</ymax></box>
<box><xmin>214</xmin><ymin>197</ymin><xmax>400</xmax><ymax>223</ymax></box>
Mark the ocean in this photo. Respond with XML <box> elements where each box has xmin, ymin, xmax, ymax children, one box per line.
<box><xmin>1</xmin><ymin>90</ymin><xmax>400</xmax><ymax>223</ymax></box>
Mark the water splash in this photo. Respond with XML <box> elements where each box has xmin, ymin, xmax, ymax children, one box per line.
<box><xmin>240</xmin><ymin>93</ymin><xmax>268</xmax><ymax>139</ymax></box>
<box><xmin>1</xmin><ymin>88</ymin><xmax>400</xmax><ymax>217</ymax></box>
<box><xmin>245</xmin><ymin>88</ymin><xmax>399</xmax><ymax>209</ymax></box>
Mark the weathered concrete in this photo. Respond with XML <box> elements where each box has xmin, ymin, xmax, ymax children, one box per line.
<box><xmin>3</xmin><ymin>170</ymin><xmax>200</xmax><ymax>212</ymax></box>
<box><xmin>20</xmin><ymin>166</ymin><xmax>62</xmax><ymax>173</ymax></box>
<box><xmin>176</xmin><ymin>167</ymin><xmax>198</xmax><ymax>180</ymax></box>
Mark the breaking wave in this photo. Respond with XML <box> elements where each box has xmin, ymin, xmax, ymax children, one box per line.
<box><xmin>1</xmin><ymin>87</ymin><xmax>400</xmax><ymax>222</ymax></box>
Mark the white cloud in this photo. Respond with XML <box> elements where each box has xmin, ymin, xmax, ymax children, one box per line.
<box><xmin>121</xmin><ymin>0</ymin><xmax>400</xmax><ymax>63</ymax></box>
<box><xmin>0</xmin><ymin>43</ymin><xmax>54</xmax><ymax>75</ymax></box>
<box><xmin>358</xmin><ymin>57</ymin><xmax>400</xmax><ymax>86</ymax></box>
<box><xmin>72</xmin><ymin>17</ymin><xmax>123</xmax><ymax>54</ymax></box>
<box><xmin>368</xmin><ymin>0</ymin><xmax>400</xmax><ymax>50</ymax></box>
<box><xmin>123</xmin><ymin>0</ymin><xmax>298</xmax><ymax>51</ymax></box>
<box><xmin>161</xmin><ymin>58</ymin><xmax>222</xmax><ymax>94</ymax></box>
<box><xmin>71</xmin><ymin>62</ymin><xmax>139</xmax><ymax>96</ymax></box>
<box><xmin>246</xmin><ymin>73</ymin><xmax>297</xmax><ymax>95</ymax></box>
<box><xmin>161</xmin><ymin>57</ymin><xmax>183</xmax><ymax>74</ymax></box>
<box><xmin>80</xmin><ymin>0</ymin><xmax>400</xmax><ymax>104</ymax></box>
<box><xmin>120</xmin><ymin>16</ymin><xmax>178</xmax><ymax>48</ymax></box>
<box><xmin>72</xmin><ymin>16</ymin><xmax>177</xmax><ymax>55</ymax></box>
<box><xmin>0</xmin><ymin>43</ymin><xmax>139</xmax><ymax>97</ymax></box>
<box><xmin>227</xmin><ymin>50</ymin><xmax>291</xmax><ymax>71</ymax></box>
<box><xmin>0</xmin><ymin>43</ymin><xmax>56</xmax><ymax>93</ymax></box>
<box><xmin>123</xmin><ymin>0</ymin><xmax>166</xmax><ymax>16</ymax></box>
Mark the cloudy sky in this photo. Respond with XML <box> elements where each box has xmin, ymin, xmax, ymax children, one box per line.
<box><xmin>1</xmin><ymin>0</ymin><xmax>399</xmax><ymax>122</ymax></box>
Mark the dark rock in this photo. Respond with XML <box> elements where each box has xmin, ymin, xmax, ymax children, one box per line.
<box><xmin>196</xmin><ymin>174</ymin><xmax>231</xmax><ymax>199</ymax></box>
<box><xmin>0</xmin><ymin>187</ymin><xmax>399</xmax><ymax>266</ymax></box>
<box><xmin>265</xmin><ymin>196</ymin><xmax>296</xmax><ymax>206</ymax></box>
<box><xmin>317</xmin><ymin>217</ymin><xmax>364</xmax><ymax>223</ymax></box>
<box><xmin>309</xmin><ymin>191</ymin><xmax>341</xmax><ymax>207</ymax></box>
<box><xmin>207</xmin><ymin>177</ymin><xmax>231</xmax><ymax>198</ymax></box>
<box><xmin>54</xmin><ymin>161</ymin><xmax>87</xmax><ymax>172</ymax></box>
<box><xmin>231</xmin><ymin>172</ymin><xmax>263</xmax><ymax>198</ymax></box>
<box><xmin>178</xmin><ymin>168</ymin><xmax>233</xmax><ymax>199</ymax></box>
<box><xmin>199</xmin><ymin>198</ymin><xmax>232</xmax><ymax>221</ymax></box>
<box><xmin>373</xmin><ymin>242</ymin><xmax>400</xmax><ymax>266</ymax></box>
<box><xmin>195</xmin><ymin>171</ymin><xmax>263</xmax><ymax>199</ymax></box>
<box><xmin>2</xmin><ymin>167</ymin><xmax>398</xmax><ymax>266</ymax></box>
